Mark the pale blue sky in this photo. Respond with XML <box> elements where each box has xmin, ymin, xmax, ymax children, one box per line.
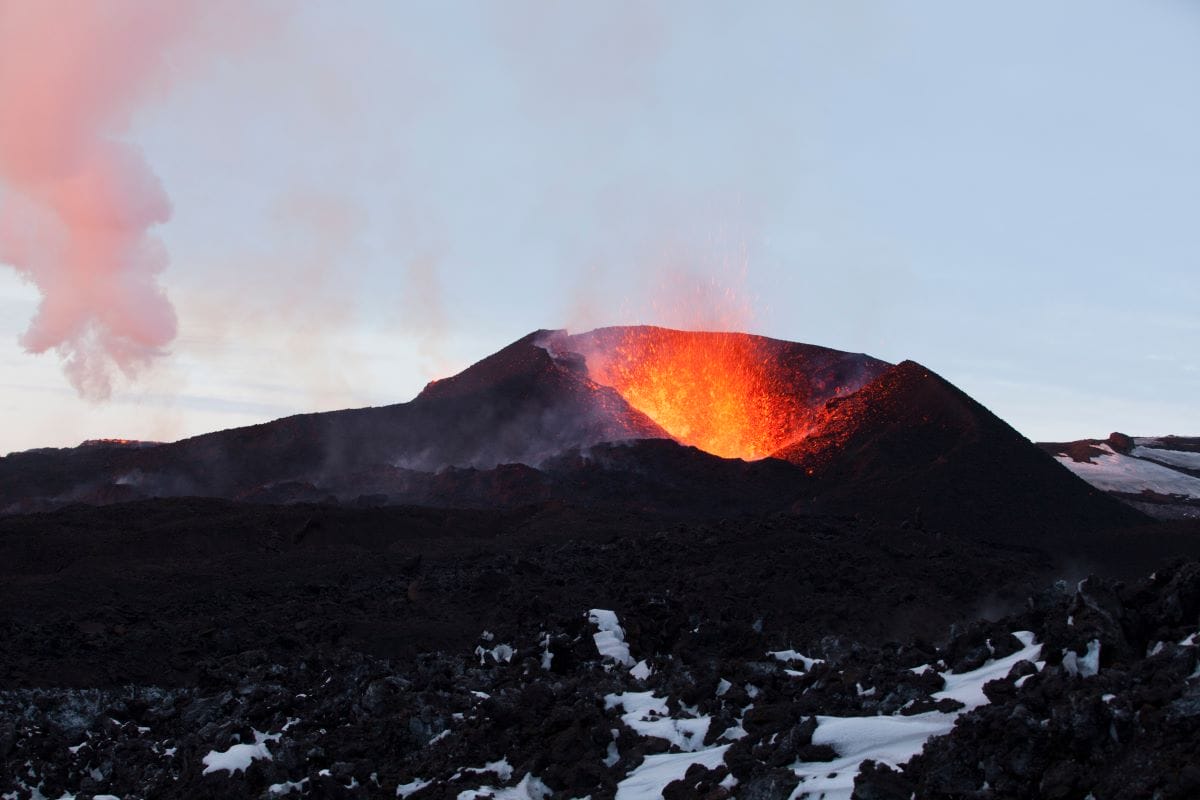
<box><xmin>2</xmin><ymin>0</ymin><xmax>1197</xmax><ymax>454</ymax></box>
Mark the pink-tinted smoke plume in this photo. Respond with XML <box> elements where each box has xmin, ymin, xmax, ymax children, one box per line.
<box><xmin>0</xmin><ymin>1</ymin><xmax>212</xmax><ymax>398</ymax></box>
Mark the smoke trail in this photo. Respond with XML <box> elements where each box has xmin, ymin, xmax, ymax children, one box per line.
<box><xmin>0</xmin><ymin>1</ymin><xmax>208</xmax><ymax>398</ymax></box>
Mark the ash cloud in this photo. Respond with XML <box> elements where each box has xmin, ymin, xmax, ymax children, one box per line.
<box><xmin>0</xmin><ymin>2</ymin><xmax>228</xmax><ymax>398</ymax></box>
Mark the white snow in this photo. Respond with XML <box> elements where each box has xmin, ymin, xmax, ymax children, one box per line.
<box><xmin>629</xmin><ymin>660</ymin><xmax>653</xmax><ymax>680</ymax></box>
<box><xmin>795</xmin><ymin>715</ymin><xmax>955</xmax><ymax>797</ymax></box>
<box><xmin>1062</xmin><ymin>640</ymin><xmax>1101</xmax><ymax>678</ymax></box>
<box><xmin>605</xmin><ymin>692</ymin><xmax>710</xmax><ymax>752</ymax></box>
<box><xmin>268</xmin><ymin>778</ymin><xmax>308</xmax><ymax>795</ymax></box>
<box><xmin>589</xmin><ymin>609</ymin><xmax>634</xmax><ymax>667</ymax></box>
<box><xmin>604</xmin><ymin>739</ymin><xmax>621</xmax><ymax>768</ymax></box>
<box><xmin>475</xmin><ymin>643</ymin><xmax>515</xmax><ymax>664</ymax></box>
<box><xmin>462</xmin><ymin>759</ymin><xmax>514</xmax><ymax>782</ymax></box>
<box><xmin>1054</xmin><ymin>444</ymin><xmax>1200</xmax><ymax>498</ymax></box>
<box><xmin>458</xmin><ymin>773</ymin><xmax>551</xmax><ymax>800</ymax></box>
<box><xmin>718</xmin><ymin>720</ymin><xmax>748</xmax><ymax>741</ymax></box>
<box><xmin>1130</xmin><ymin>445</ymin><xmax>1200</xmax><ymax>471</ymax></box>
<box><xmin>767</xmin><ymin>649</ymin><xmax>824</xmax><ymax>670</ymax></box>
<box><xmin>785</xmin><ymin>630</ymin><xmax>1042</xmax><ymax>800</ymax></box>
<box><xmin>1182</xmin><ymin>632</ymin><xmax>1197</xmax><ymax>647</ymax></box>
<box><xmin>396</xmin><ymin>778</ymin><xmax>431</xmax><ymax>797</ymax></box>
<box><xmin>201</xmin><ymin>730</ymin><xmax>280</xmax><ymax>775</ymax></box>
<box><xmin>614</xmin><ymin>745</ymin><xmax>730</xmax><ymax>800</ymax></box>
<box><xmin>935</xmin><ymin>631</ymin><xmax>1041</xmax><ymax>707</ymax></box>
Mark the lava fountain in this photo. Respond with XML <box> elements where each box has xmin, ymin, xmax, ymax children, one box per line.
<box><xmin>576</xmin><ymin>327</ymin><xmax>812</xmax><ymax>460</ymax></box>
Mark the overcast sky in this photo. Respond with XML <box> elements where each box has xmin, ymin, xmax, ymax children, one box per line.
<box><xmin>1</xmin><ymin>0</ymin><xmax>1197</xmax><ymax>455</ymax></box>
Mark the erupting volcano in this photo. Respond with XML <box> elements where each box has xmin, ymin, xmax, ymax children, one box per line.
<box><xmin>0</xmin><ymin>325</ymin><xmax>1139</xmax><ymax>537</ymax></box>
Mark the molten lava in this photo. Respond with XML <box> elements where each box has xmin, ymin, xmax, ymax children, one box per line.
<box><xmin>584</xmin><ymin>328</ymin><xmax>809</xmax><ymax>460</ymax></box>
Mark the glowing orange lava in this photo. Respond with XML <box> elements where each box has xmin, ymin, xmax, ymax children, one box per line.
<box><xmin>586</xmin><ymin>329</ymin><xmax>808</xmax><ymax>460</ymax></box>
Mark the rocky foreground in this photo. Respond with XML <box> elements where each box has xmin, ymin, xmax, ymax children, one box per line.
<box><xmin>3</xmin><ymin>558</ymin><xmax>1199</xmax><ymax>800</ymax></box>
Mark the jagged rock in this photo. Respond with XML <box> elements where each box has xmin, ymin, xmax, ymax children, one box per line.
<box><xmin>737</xmin><ymin>769</ymin><xmax>800</xmax><ymax>800</ymax></box>
<box><xmin>854</xmin><ymin>759</ymin><xmax>914</xmax><ymax>800</ymax></box>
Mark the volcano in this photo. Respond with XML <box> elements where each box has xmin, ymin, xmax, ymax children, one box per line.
<box><xmin>0</xmin><ymin>326</ymin><xmax>1141</xmax><ymax>538</ymax></box>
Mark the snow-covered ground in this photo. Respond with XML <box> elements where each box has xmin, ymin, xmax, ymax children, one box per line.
<box><xmin>1054</xmin><ymin>443</ymin><xmax>1200</xmax><ymax>499</ymax></box>
<box><xmin>603</xmin><ymin>628</ymin><xmax>1043</xmax><ymax>800</ymax></box>
<box><xmin>1130</xmin><ymin>442</ymin><xmax>1200</xmax><ymax>472</ymax></box>
<box><xmin>785</xmin><ymin>631</ymin><xmax>1041</xmax><ymax>800</ymax></box>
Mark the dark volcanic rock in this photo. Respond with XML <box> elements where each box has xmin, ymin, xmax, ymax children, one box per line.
<box><xmin>776</xmin><ymin>360</ymin><xmax>1148</xmax><ymax>541</ymax></box>
<box><xmin>1</xmin><ymin>517</ymin><xmax>1199</xmax><ymax>799</ymax></box>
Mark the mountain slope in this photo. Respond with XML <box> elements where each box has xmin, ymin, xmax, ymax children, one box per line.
<box><xmin>775</xmin><ymin>361</ymin><xmax>1148</xmax><ymax>538</ymax></box>
<box><xmin>0</xmin><ymin>331</ymin><xmax>667</xmax><ymax>510</ymax></box>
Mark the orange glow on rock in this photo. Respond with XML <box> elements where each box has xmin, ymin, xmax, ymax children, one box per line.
<box><xmin>586</xmin><ymin>328</ymin><xmax>808</xmax><ymax>460</ymax></box>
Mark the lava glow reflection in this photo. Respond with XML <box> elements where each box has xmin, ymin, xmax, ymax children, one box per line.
<box><xmin>586</xmin><ymin>328</ymin><xmax>807</xmax><ymax>460</ymax></box>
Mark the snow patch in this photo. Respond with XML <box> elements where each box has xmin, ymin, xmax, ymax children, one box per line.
<box><xmin>767</xmin><ymin>649</ymin><xmax>824</xmax><ymax>670</ymax></box>
<box><xmin>475</xmin><ymin>643</ymin><xmax>515</xmax><ymax>664</ymax></box>
<box><xmin>604</xmin><ymin>733</ymin><xmax>621</xmax><ymax>768</ymax></box>
<box><xmin>1062</xmin><ymin>640</ymin><xmax>1101</xmax><ymax>678</ymax></box>
<box><xmin>201</xmin><ymin>730</ymin><xmax>280</xmax><ymax>775</ymax></box>
<box><xmin>1130</xmin><ymin>445</ymin><xmax>1200</xmax><ymax>471</ymax></box>
<box><xmin>614</xmin><ymin>745</ymin><xmax>730</xmax><ymax>800</ymax></box>
<box><xmin>268</xmin><ymin>778</ymin><xmax>309</xmax><ymax>795</ymax></box>
<box><xmin>458</xmin><ymin>773</ymin><xmax>551</xmax><ymax>800</ymax></box>
<box><xmin>589</xmin><ymin>609</ymin><xmax>634</xmax><ymax>667</ymax></box>
<box><xmin>1055</xmin><ymin>444</ymin><xmax>1200</xmax><ymax>498</ymax></box>
<box><xmin>397</xmin><ymin>778</ymin><xmax>431</xmax><ymax>797</ymax></box>
<box><xmin>462</xmin><ymin>759</ymin><xmax>514</xmax><ymax>782</ymax></box>
<box><xmin>605</xmin><ymin>692</ymin><xmax>710</xmax><ymax>752</ymax></box>
<box><xmin>786</xmin><ymin>630</ymin><xmax>1042</xmax><ymax>800</ymax></box>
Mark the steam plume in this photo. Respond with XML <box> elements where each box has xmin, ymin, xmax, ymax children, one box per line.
<box><xmin>0</xmin><ymin>1</ymin><xmax>207</xmax><ymax>398</ymax></box>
